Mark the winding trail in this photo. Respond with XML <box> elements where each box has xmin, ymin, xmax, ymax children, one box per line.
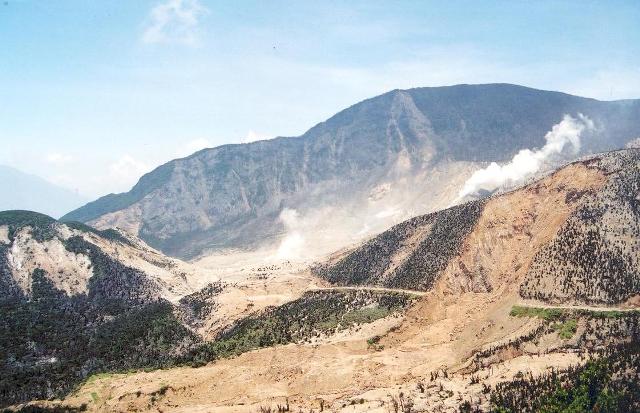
<box><xmin>309</xmin><ymin>288</ymin><xmax>640</xmax><ymax>312</ymax></box>
<box><xmin>308</xmin><ymin>285</ymin><xmax>428</xmax><ymax>297</ymax></box>
<box><xmin>514</xmin><ymin>300</ymin><xmax>639</xmax><ymax>313</ymax></box>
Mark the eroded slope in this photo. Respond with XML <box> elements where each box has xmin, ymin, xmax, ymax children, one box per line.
<box><xmin>316</xmin><ymin>150</ymin><xmax>640</xmax><ymax>307</ymax></box>
<box><xmin>0</xmin><ymin>212</ymin><xmax>199</xmax><ymax>405</ymax></box>
<box><xmin>521</xmin><ymin>150</ymin><xmax>640</xmax><ymax>304</ymax></box>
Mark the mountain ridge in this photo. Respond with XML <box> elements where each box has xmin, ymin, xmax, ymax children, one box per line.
<box><xmin>62</xmin><ymin>83</ymin><xmax>640</xmax><ymax>259</ymax></box>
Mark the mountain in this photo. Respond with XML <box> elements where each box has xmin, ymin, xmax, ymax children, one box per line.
<box><xmin>16</xmin><ymin>149</ymin><xmax>640</xmax><ymax>412</ymax></box>
<box><xmin>0</xmin><ymin>209</ymin><xmax>418</xmax><ymax>406</ymax></box>
<box><xmin>0</xmin><ymin>211</ymin><xmax>198</xmax><ymax>404</ymax></box>
<box><xmin>61</xmin><ymin>84</ymin><xmax>640</xmax><ymax>259</ymax></box>
<box><xmin>314</xmin><ymin>148</ymin><xmax>640</xmax><ymax>306</ymax></box>
<box><xmin>0</xmin><ymin>165</ymin><xmax>87</xmax><ymax>219</ymax></box>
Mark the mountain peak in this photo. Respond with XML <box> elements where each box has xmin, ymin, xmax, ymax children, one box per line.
<box><xmin>62</xmin><ymin>84</ymin><xmax>640</xmax><ymax>259</ymax></box>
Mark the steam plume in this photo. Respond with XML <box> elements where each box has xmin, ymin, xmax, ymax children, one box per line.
<box><xmin>457</xmin><ymin>114</ymin><xmax>594</xmax><ymax>200</ymax></box>
<box><xmin>275</xmin><ymin>208</ymin><xmax>305</xmax><ymax>260</ymax></box>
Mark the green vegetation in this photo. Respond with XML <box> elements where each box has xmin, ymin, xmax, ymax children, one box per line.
<box><xmin>0</xmin><ymin>210</ymin><xmax>56</xmax><ymax>228</ymax></box>
<box><xmin>64</xmin><ymin>221</ymin><xmax>132</xmax><ymax>245</ymax></box>
<box><xmin>490</xmin><ymin>343</ymin><xmax>640</xmax><ymax>412</ymax></box>
<box><xmin>509</xmin><ymin>306</ymin><xmax>563</xmax><ymax>321</ymax></box>
<box><xmin>179</xmin><ymin>282</ymin><xmax>223</xmax><ymax>325</ymax></box>
<box><xmin>63</xmin><ymin>236</ymin><xmax>160</xmax><ymax>313</ymax></box>
<box><xmin>0</xmin><ymin>210</ymin><xmax>57</xmax><ymax>242</ymax></box>
<box><xmin>510</xmin><ymin>305</ymin><xmax>640</xmax><ymax>322</ymax></box>
<box><xmin>0</xmin><ymin>256</ymin><xmax>413</xmax><ymax>408</ymax></box>
<box><xmin>521</xmin><ymin>150</ymin><xmax>640</xmax><ymax>305</ymax></box>
<box><xmin>90</xmin><ymin>301</ymin><xmax>198</xmax><ymax>370</ymax></box>
<box><xmin>342</xmin><ymin>306</ymin><xmax>392</xmax><ymax>324</ymax></box>
<box><xmin>473</xmin><ymin>307</ymin><xmax>640</xmax><ymax>386</ymax></box>
<box><xmin>185</xmin><ymin>290</ymin><xmax>414</xmax><ymax>366</ymax></box>
<box><xmin>485</xmin><ymin>309</ymin><xmax>640</xmax><ymax>412</ymax></box>
<box><xmin>552</xmin><ymin>320</ymin><xmax>576</xmax><ymax>339</ymax></box>
<box><xmin>314</xmin><ymin>200</ymin><xmax>486</xmax><ymax>292</ymax></box>
<box><xmin>551</xmin><ymin>319</ymin><xmax>577</xmax><ymax>339</ymax></box>
<box><xmin>536</xmin><ymin>362</ymin><xmax>622</xmax><ymax>412</ymax></box>
<box><xmin>1</xmin><ymin>405</ymin><xmax>88</xmax><ymax>412</ymax></box>
<box><xmin>0</xmin><ymin>235</ymin><xmax>196</xmax><ymax>406</ymax></box>
<box><xmin>509</xmin><ymin>306</ymin><xmax>640</xmax><ymax>341</ymax></box>
<box><xmin>84</xmin><ymin>372</ymin><xmax>123</xmax><ymax>385</ymax></box>
<box><xmin>367</xmin><ymin>335</ymin><xmax>384</xmax><ymax>351</ymax></box>
<box><xmin>582</xmin><ymin>309</ymin><xmax>640</xmax><ymax>319</ymax></box>
<box><xmin>0</xmin><ymin>272</ymin><xmax>196</xmax><ymax>406</ymax></box>
<box><xmin>0</xmin><ymin>211</ymin><xmax>134</xmax><ymax>248</ymax></box>
<box><xmin>0</xmin><ymin>244</ymin><xmax>21</xmax><ymax>298</ymax></box>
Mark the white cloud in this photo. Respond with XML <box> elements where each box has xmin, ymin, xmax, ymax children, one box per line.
<box><xmin>240</xmin><ymin>130</ymin><xmax>273</xmax><ymax>144</ymax></box>
<box><xmin>108</xmin><ymin>155</ymin><xmax>151</xmax><ymax>192</ymax></box>
<box><xmin>47</xmin><ymin>173</ymin><xmax>79</xmax><ymax>191</ymax></box>
<box><xmin>177</xmin><ymin>138</ymin><xmax>212</xmax><ymax>157</ymax></box>
<box><xmin>45</xmin><ymin>152</ymin><xmax>73</xmax><ymax>165</ymax></box>
<box><xmin>142</xmin><ymin>0</ymin><xmax>208</xmax><ymax>46</ymax></box>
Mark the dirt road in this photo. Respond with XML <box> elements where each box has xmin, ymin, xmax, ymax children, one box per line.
<box><xmin>308</xmin><ymin>285</ymin><xmax>428</xmax><ymax>296</ymax></box>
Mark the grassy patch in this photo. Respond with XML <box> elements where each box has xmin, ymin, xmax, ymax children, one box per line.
<box><xmin>316</xmin><ymin>316</ymin><xmax>339</xmax><ymax>331</ymax></box>
<box><xmin>551</xmin><ymin>319</ymin><xmax>578</xmax><ymax>339</ymax></box>
<box><xmin>580</xmin><ymin>309</ymin><xmax>640</xmax><ymax>319</ymax></box>
<box><xmin>367</xmin><ymin>335</ymin><xmax>384</xmax><ymax>351</ymax></box>
<box><xmin>342</xmin><ymin>306</ymin><xmax>391</xmax><ymax>324</ymax></box>
<box><xmin>510</xmin><ymin>306</ymin><xmax>640</xmax><ymax>339</ymax></box>
<box><xmin>84</xmin><ymin>371</ymin><xmax>136</xmax><ymax>386</ymax></box>
<box><xmin>511</xmin><ymin>306</ymin><xmax>640</xmax><ymax>322</ymax></box>
<box><xmin>85</xmin><ymin>373</ymin><xmax>115</xmax><ymax>385</ymax></box>
<box><xmin>509</xmin><ymin>306</ymin><xmax>564</xmax><ymax>321</ymax></box>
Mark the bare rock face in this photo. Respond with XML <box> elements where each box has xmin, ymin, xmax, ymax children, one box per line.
<box><xmin>0</xmin><ymin>211</ymin><xmax>191</xmax><ymax>302</ymax></box>
<box><xmin>62</xmin><ymin>84</ymin><xmax>640</xmax><ymax>259</ymax></box>
<box><xmin>6</xmin><ymin>226</ymin><xmax>94</xmax><ymax>296</ymax></box>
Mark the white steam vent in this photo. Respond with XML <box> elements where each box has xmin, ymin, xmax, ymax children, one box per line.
<box><xmin>457</xmin><ymin>114</ymin><xmax>594</xmax><ymax>200</ymax></box>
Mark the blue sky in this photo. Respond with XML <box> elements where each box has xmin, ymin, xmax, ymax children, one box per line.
<box><xmin>1</xmin><ymin>0</ymin><xmax>639</xmax><ymax>198</ymax></box>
